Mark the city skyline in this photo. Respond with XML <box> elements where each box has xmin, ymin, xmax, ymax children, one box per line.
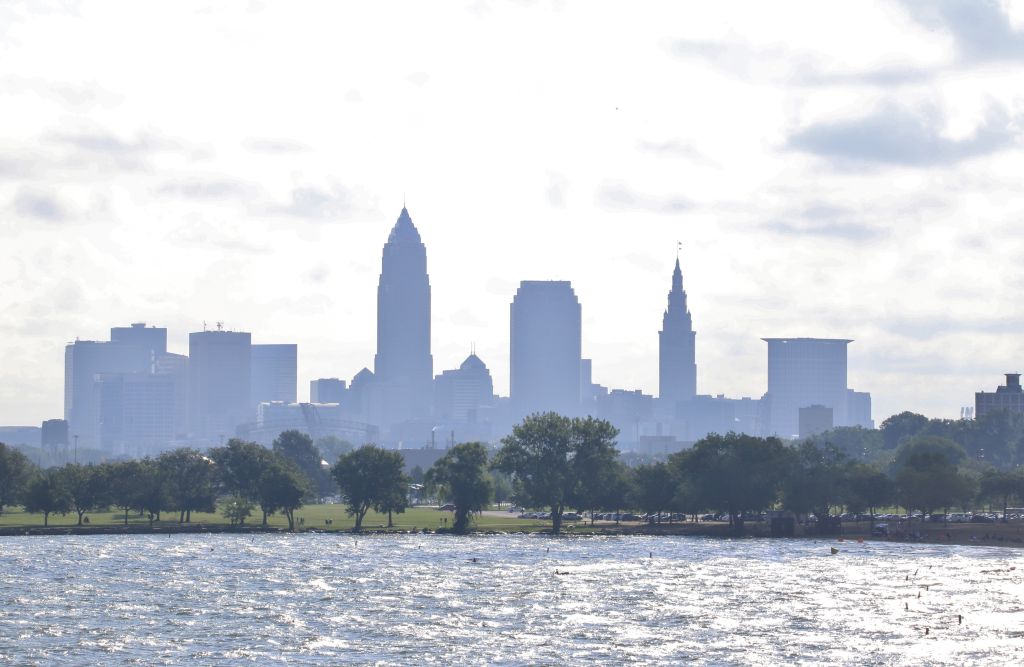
<box><xmin>4</xmin><ymin>1</ymin><xmax>1024</xmax><ymax>425</ymax></box>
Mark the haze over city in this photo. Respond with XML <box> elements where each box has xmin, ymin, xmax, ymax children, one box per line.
<box><xmin>4</xmin><ymin>0</ymin><xmax>1024</xmax><ymax>427</ymax></box>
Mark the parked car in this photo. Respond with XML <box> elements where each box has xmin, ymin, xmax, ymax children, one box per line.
<box><xmin>562</xmin><ymin>512</ymin><xmax>580</xmax><ymax>521</ymax></box>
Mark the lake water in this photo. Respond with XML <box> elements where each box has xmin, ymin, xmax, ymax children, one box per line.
<box><xmin>0</xmin><ymin>534</ymin><xmax>1021</xmax><ymax>665</ymax></box>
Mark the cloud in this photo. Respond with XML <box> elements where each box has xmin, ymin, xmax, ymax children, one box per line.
<box><xmin>159</xmin><ymin>178</ymin><xmax>259</xmax><ymax>200</ymax></box>
<box><xmin>244</xmin><ymin>138</ymin><xmax>308</xmax><ymax>154</ymax></box>
<box><xmin>671</xmin><ymin>39</ymin><xmax>932</xmax><ymax>87</ymax></box>
<box><xmin>900</xmin><ymin>0</ymin><xmax>1024</xmax><ymax>63</ymax></box>
<box><xmin>638</xmin><ymin>140</ymin><xmax>720</xmax><ymax>166</ymax></box>
<box><xmin>273</xmin><ymin>184</ymin><xmax>360</xmax><ymax>220</ymax></box>
<box><xmin>597</xmin><ymin>181</ymin><xmax>692</xmax><ymax>214</ymax></box>
<box><xmin>787</xmin><ymin>104</ymin><xmax>1020</xmax><ymax>166</ymax></box>
<box><xmin>0</xmin><ymin>76</ymin><xmax>123</xmax><ymax>108</ymax></box>
<box><xmin>165</xmin><ymin>221</ymin><xmax>270</xmax><ymax>254</ymax></box>
<box><xmin>407</xmin><ymin>71</ymin><xmax>430</xmax><ymax>86</ymax></box>
<box><xmin>12</xmin><ymin>188</ymin><xmax>65</xmax><ymax>222</ymax></box>
<box><xmin>545</xmin><ymin>172</ymin><xmax>567</xmax><ymax>207</ymax></box>
<box><xmin>45</xmin><ymin>128</ymin><xmax>199</xmax><ymax>171</ymax></box>
<box><xmin>762</xmin><ymin>219</ymin><xmax>884</xmax><ymax>241</ymax></box>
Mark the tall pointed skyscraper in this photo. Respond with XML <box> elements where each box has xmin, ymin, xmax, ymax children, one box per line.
<box><xmin>659</xmin><ymin>256</ymin><xmax>696</xmax><ymax>405</ymax></box>
<box><xmin>373</xmin><ymin>207</ymin><xmax>433</xmax><ymax>427</ymax></box>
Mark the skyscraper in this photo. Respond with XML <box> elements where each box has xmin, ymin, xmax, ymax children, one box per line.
<box><xmin>310</xmin><ymin>378</ymin><xmax>347</xmax><ymax>404</ymax></box>
<box><xmin>188</xmin><ymin>329</ymin><xmax>251</xmax><ymax>444</ymax></box>
<box><xmin>64</xmin><ymin>324</ymin><xmax>166</xmax><ymax>449</ymax></box>
<box><xmin>763</xmin><ymin>338</ymin><xmax>850</xmax><ymax>438</ymax></box>
<box><xmin>251</xmin><ymin>343</ymin><xmax>298</xmax><ymax>411</ymax></box>
<box><xmin>434</xmin><ymin>353</ymin><xmax>495</xmax><ymax>423</ymax></box>
<box><xmin>510</xmin><ymin>280</ymin><xmax>582</xmax><ymax>418</ymax></box>
<box><xmin>373</xmin><ymin>207</ymin><xmax>433</xmax><ymax>428</ymax></box>
<box><xmin>658</xmin><ymin>257</ymin><xmax>697</xmax><ymax>405</ymax></box>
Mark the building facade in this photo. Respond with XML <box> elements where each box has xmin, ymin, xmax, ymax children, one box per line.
<box><xmin>251</xmin><ymin>343</ymin><xmax>298</xmax><ymax>411</ymax></box>
<box><xmin>188</xmin><ymin>329</ymin><xmax>251</xmax><ymax>444</ymax></box>
<box><xmin>310</xmin><ymin>378</ymin><xmax>347</xmax><ymax>404</ymax></box>
<box><xmin>659</xmin><ymin>257</ymin><xmax>697</xmax><ymax>406</ymax></box>
<box><xmin>763</xmin><ymin>338</ymin><xmax>851</xmax><ymax>439</ymax></box>
<box><xmin>373</xmin><ymin>207</ymin><xmax>434</xmax><ymax>429</ymax></box>
<box><xmin>976</xmin><ymin>373</ymin><xmax>1024</xmax><ymax>418</ymax></box>
<box><xmin>510</xmin><ymin>280</ymin><xmax>582</xmax><ymax>418</ymax></box>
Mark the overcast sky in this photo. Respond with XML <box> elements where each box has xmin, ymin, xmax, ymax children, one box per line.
<box><xmin>2</xmin><ymin>0</ymin><xmax>1024</xmax><ymax>427</ymax></box>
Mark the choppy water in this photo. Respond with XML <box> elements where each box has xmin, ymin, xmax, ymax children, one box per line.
<box><xmin>0</xmin><ymin>534</ymin><xmax>1021</xmax><ymax>665</ymax></box>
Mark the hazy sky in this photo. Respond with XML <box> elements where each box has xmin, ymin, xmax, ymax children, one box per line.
<box><xmin>3</xmin><ymin>0</ymin><xmax>1024</xmax><ymax>426</ymax></box>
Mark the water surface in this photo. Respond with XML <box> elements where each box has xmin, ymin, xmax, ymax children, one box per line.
<box><xmin>0</xmin><ymin>534</ymin><xmax>1020</xmax><ymax>665</ymax></box>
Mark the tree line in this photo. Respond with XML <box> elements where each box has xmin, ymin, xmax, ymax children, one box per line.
<box><xmin>2</xmin><ymin>412</ymin><xmax>1023</xmax><ymax>534</ymax></box>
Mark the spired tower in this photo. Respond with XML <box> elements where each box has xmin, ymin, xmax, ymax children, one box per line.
<box><xmin>658</xmin><ymin>256</ymin><xmax>697</xmax><ymax>405</ymax></box>
<box><xmin>373</xmin><ymin>207</ymin><xmax>434</xmax><ymax>427</ymax></box>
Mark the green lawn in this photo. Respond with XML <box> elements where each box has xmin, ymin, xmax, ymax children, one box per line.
<box><xmin>0</xmin><ymin>504</ymin><xmax>554</xmax><ymax>532</ymax></box>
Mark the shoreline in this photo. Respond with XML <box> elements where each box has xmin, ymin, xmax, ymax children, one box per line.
<box><xmin>3</xmin><ymin>520</ymin><xmax>1022</xmax><ymax>549</ymax></box>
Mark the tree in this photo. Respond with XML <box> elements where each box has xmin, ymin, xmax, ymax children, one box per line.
<box><xmin>137</xmin><ymin>458</ymin><xmax>171</xmax><ymax>525</ymax></box>
<box><xmin>106</xmin><ymin>460</ymin><xmax>145</xmax><ymax>526</ymax></box>
<box><xmin>676</xmin><ymin>433</ymin><xmax>789</xmax><ymax>534</ymax></box>
<box><xmin>808</xmin><ymin>426</ymin><xmax>884</xmax><ymax>463</ymax></box>
<box><xmin>159</xmin><ymin>448</ymin><xmax>216</xmax><ymax>523</ymax></box>
<box><xmin>880</xmin><ymin>412</ymin><xmax>929</xmax><ymax>450</ymax></box>
<box><xmin>0</xmin><ymin>442</ymin><xmax>33</xmax><ymax>514</ymax></box>
<box><xmin>978</xmin><ymin>469</ymin><xmax>1024</xmax><ymax>522</ymax></box>
<box><xmin>894</xmin><ymin>438</ymin><xmax>974</xmax><ymax>521</ymax></box>
<box><xmin>315</xmin><ymin>436</ymin><xmax>354</xmax><ymax>464</ymax></box>
<box><xmin>567</xmin><ymin>417</ymin><xmax>621</xmax><ymax>521</ymax></box>
<box><xmin>845</xmin><ymin>464</ymin><xmax>895</xmax><ymax>527</ymax></box>
<box><xmin>629</xmin><ymin>462</ymin><xmax>677</xmax><ymax>523</ymax></box>
<box><xmin>56</xmin><ymin>464</ymin><xmax>110</xmax><ymax>526</ymax></box>
<box><xmin>491</xmin><ymin>470</ymin><xmax>514</xmax><ymax>508</ymax></box>
<box><xmin>273</xmin><ymin>430</ymin><xmax>331</xmax><ymax>501</ymax></box>
<box><xmin>492</xmin><ymin>413</ymin><xmax>575</xmax><ymax>535</ymax></box>
<box><xmin>257</xmin><ymin>461</ymin><xmax>307</xmax><ymax>530</ymax></box>
<box><xmin>780</xmin><ymin>441</ymin><xmax>848</xmax><ymax>532</ymax></box>
<box><xmin>222</xmin><ymin>496</ymin><xmax>254</xmax><ymax>525</ymax></box>
<box><xmin>331</xmin><ymin>445</ymin><xmax>408</xmax><ymax>531</ymax></box>
<box><xmin>425</xmin><ymin>442</ymin><xmax>492</xmax><ymax>533</ymax></box>
<box><xmin>22</xmin><ymin>471</ymin><xmax>71</xmax><ymax>527</ymax></box>
<box><xmin>210</xmin><ymin>439</ymin><xmax>274</xmax><ymax>503</ymax></box>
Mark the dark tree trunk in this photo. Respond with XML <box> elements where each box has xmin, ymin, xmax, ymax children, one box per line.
<box><xmin>123</xmin><ymin>508</ymin><xmax>129</xmax><ymax>526</ymax></box>
<box><xmin>551</xmin><ymin>504</ymin><xmax>563</xmax><ymax>535</ymax></box>
<box><xmin>77</xmin><ymin>510</ymin><xmax>84</xmax><ymax>526</ymax></box>
<box><xmin>179</xmin><ymin>510</ymin><xmax>185</xmax><ymax>524</ymax></box>
<box><xmin>43</xmin><ymin>511</ymin><xmax>49</xmax><ymax>527</ymax></box>
<box><xmin>262</xmin><ymin>510</ymin><xmax>268</xmax><ymax>527</ymax></box>
<box><xmin>186</xmin><ymin>509</ymin><xmax>191</xmax><ymax>523</ymax></box>
<box><xmin>388</xmin><ymin>510</ymin><xmax>393</xmax><ymax>528</ymax></box>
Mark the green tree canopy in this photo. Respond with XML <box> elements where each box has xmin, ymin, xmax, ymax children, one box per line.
<box><xmin>628</xmin><ymin>462</ymin><xmax>677</xmax><ymax>522</ymax></box>
<box><xmin>56</xmin><ymin>463</ymin><xmax>110</xmax><ymax>526</ymax></box>
<box><xmin>425</xmin><ymin>442</ymin><xmax>492</xmax><ymax>533</ymax></box>
<box><xmin>23</xmin><ymin>471</ymin><xmax>71</xmax><ymax>527</ymax></box>
<box><xmin>209</xmin><ymin>439</ymin><xmax>274</xmax><ymax>502</ymax></box>
<box><xmin>0</xmin><ymin>442</ymin><xmax>33</xmax><ymax>514</ymax></box>
<box><xmin>676</xmin><ymin>432</ymin><xmax>789</xmax><ymax>534</ymax></box>
<box><xmin>493</xmin><ymin>413</ymin><xmax>619</xmax><ymax>534</ymax></box>
<box><xmin>331</xmin><ymin>445</ymin><xmax>408</xmax><ymax>531</ymax></box>
<box><xmin>780</xmin><ymin>441</ymin><xmax>848</xmax><ymax>529</ymax></box>
<box><xmin>158</xmin><ymin>448</ymin><xmax>217</xmax><ymax>523</ymax></box>
<box><xmin>257</xmin><ymin>460</ymin><xmax>308</xmax><ymax>530</ymax></box>
<box><xmin>880</xmin><ymin>412</ymin><xmax>929</xmax><ymax>450</ymax></box>
<box><xmin>273</xmin><ymin>430</ymin><xmax>331</xmax><ymax>500</ymax></box>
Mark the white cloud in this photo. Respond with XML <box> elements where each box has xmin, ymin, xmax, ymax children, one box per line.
<box><xmin>1</xmin><ymin>0</ymin><xmax>1023</xmax><ymax>425</ymax></box>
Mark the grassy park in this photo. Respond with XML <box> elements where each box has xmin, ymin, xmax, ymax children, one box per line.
<box><xmin>0</xmin><ymin>504</ymin><xmax>551</xmax><ymax>533</ymax></box>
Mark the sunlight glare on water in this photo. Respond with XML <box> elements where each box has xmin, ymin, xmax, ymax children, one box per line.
<box><xmin>0</xmin><ymin>534</ymin><xmax>1021</xmax><ymax>665</ymax></box>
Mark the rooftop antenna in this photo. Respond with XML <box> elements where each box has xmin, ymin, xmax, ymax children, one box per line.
<box><xmin>216</xmin><ymin>321</ymin><xmax>224</xmax><ymax>331</ymax></box>
<box><xmin>202</xmin><ymin>320</ymin><xmax>207</xmax><ymax>332</ymax></box>
<box><xmin>677</xmin><ymin>241</ymin><xmax>682</xmax><ymax>260</ymax></box>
